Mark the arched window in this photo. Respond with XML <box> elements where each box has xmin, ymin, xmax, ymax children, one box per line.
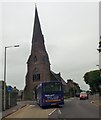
<box><xmin>33</xmin><ymin>68</ymin><xmax>40</xmax><ymax>81</ymax></box>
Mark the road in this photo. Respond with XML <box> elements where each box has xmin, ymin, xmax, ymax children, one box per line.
<box><xmin>3</xmin><ymin>97</ymin><xmax>99</xmax><ymax>119</ymax></box>
<box><xmin>58</xmin><ymin>97</ymin><xmax>99</xmax><ymax>118</ymax></box>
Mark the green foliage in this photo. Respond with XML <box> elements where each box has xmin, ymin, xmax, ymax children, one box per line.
<box><xmin>83</xmin><ymin>70</ymin><xmax>100</xmax><ymax>93</ymax></box>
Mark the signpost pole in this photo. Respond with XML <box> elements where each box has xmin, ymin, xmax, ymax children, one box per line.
<box><xmin>9</xmin><ymin>92</ymin><xmax>10</xmax><ymax>108</ymax></box>
<box><xmin>7</xmin><ymin>86</ymin><xmax>12</xmax><ymax>108</ymax></box>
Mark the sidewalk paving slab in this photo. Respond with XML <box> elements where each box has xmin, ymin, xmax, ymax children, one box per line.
<box><xmin>1</xmin><ymin>101</ymin><xmax>34</xmax><ymax>119</ymax></box>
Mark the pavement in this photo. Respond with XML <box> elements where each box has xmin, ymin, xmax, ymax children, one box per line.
<box><xmin>1</xmin><ymin>101</ymin><xmax>34</xmax><ymax>120</ymax></box>
<box><xmin>1</xmin><ymin>94</ymin><xmax>100</xmax><ymax>119</ymax></box>
<box><xmin>90</xmin><ymin>94</ymin><xmax>100</xmax><ymax>106</ymax></box>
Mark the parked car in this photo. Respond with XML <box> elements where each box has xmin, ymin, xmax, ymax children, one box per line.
<box><xmin>80</xmin><ymin>92</ymin><xmax>88</xmax><ymax>100</ymax></box>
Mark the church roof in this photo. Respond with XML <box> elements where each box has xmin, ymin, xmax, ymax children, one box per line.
<box><xmin>50</xmin><ymin>71</ymin><xmax>67</xmax><ymax>86</ymax></box>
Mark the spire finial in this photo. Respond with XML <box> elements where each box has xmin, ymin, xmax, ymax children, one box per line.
<box><xmin>35</xmin><ymin>3</ymin><xmax>37</xmax><ymax>9</ymax></box>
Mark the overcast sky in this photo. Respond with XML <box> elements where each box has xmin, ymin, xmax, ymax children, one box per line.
<box><xmin>0</xmin><ymin>1</ymin><xmax>99</xmax><ymax>90</ymax></box>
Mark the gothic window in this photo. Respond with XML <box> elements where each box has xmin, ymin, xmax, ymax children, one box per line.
<box><xmin>33</xmin><ymin>68</ymin><xmax>40</xmax><ymax>81</ymax></box>
<box><xmin>33</xmin><ymin>74</ymin><xmax>40</xmax><ymax>81</ymax></box>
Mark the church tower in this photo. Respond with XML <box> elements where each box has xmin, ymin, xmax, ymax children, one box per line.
<box><xmin>24</xmin><ymin>5</ymin><xmax>51</xmax><ymax>100</ymax></box>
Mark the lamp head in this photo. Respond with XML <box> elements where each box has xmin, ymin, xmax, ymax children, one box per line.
<box><xmin>14</xmin><ymin>45</ymin><xmax>19</xmax><ymax>47</ymax></box>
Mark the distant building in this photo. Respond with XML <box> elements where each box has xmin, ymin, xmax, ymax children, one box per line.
<box><xmin>66</xmin><ymin>79</ymin><xmax>80</xmax><ymax>97</ymax></box>
<box><xmin>24</xmin><ymin>6</ymin><xmax>67</xmax><ymax>100</ymax></box>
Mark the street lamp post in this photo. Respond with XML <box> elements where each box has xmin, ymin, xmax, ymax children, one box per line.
<box><xmin>3</xmin><ymin>45</ymin><xmax>19</xmax><ymax>110</ymax></box>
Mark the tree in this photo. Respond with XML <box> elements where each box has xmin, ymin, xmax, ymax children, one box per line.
<box><xmin>83</xmin><ymin>70</ymin><xmax>100</xmax><ymax>93</ymax></box>
<box><xmin>97</xmin><ymin>40</ymin><xmax>101</xmax><ymax>53</ymax></box>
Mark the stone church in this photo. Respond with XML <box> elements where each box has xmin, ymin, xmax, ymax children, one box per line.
<box><xmin>24</xmin><ymin>5</ymin><xmax>67</xmax><ymax>100</ymax></box>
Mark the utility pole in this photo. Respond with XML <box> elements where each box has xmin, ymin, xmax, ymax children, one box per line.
<box><xmin>3</xmin><ymin>45</ymin><xmax>19</xmax><ymax>110</ymax></box>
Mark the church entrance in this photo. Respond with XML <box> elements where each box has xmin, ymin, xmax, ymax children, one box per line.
<box><xmin>33</xmin><ymin>86</ymin><xmax>37</xmax><ymax>100</ymax></box>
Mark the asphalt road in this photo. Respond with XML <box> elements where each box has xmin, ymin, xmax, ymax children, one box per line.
<box><xmin>58</xmin><ymin>97</ymin><xmax>99</xmax><ymax>118</ymax></box>
<box><xmin>3</xmin><ymin>97</ymin><xmax>99</xmax><ymax>119</ymax></box>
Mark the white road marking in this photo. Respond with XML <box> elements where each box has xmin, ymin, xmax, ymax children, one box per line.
<box><xmin>29</xmin><ymin>105</ymin><xmax>35</xmax><ymax>107</ymax></box>
<box><xmin>6</xmin><ymin>105</ymin><xmax>56</xmax><ymax>118</ymax></box>
<box><xmin>57</xmin><ymin>108</ymin><xmax>62</xmax><ymax>115</ymax></box>
<box><xmin>48</xmin><ymin>108</ymin><xmax>57</xmax><ymax>116</ymax></box>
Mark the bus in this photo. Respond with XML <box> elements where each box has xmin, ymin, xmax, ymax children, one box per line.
<box><xmin>36</xmin><ymin>81</ymin><xmax>64</xmax><ymax>107</ymax></box>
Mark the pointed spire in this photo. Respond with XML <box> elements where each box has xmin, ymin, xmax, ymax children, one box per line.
<box><xmin>35</xmin><ymin>3</ymin><xmax>37</xmax><ymax>9</ymax></box>
<box><xmin>32</xmin><ymin>4</ymin><xmax>43</xmax><ymax>43</ymax></box>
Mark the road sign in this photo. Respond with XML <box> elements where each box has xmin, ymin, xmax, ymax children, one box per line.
<box><xmin>7</xmin><ymin>86</ymin><xmax>13</xmax><ymax>93</ymax></box>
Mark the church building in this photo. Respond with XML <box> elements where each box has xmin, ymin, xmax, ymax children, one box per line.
<box><xmin>24</xmin><ymin>5</ymin><xmax>67</xmax><ymax>100</ymax></box>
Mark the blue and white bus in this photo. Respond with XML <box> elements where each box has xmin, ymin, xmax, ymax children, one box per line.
<box><xmin>36</xmin><ymin>81</ymin><xmax>64</xmax><ymax>107</ymax></box>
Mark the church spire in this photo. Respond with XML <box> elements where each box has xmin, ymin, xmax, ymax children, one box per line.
<box><xmin>32</xmin><ymin>5</ymin><xmax>43</xmax><ymax>43</ymax></box>
<box><xmin>24</xmin><ymin>5</ymin><xmax>51</xmax><ymax>100</ymax></box>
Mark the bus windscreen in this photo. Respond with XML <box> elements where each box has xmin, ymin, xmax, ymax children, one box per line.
<box><xmin>43</xmin><ymin>82</ymin><xmax>62</xmax><ymax>92</ymax></box>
